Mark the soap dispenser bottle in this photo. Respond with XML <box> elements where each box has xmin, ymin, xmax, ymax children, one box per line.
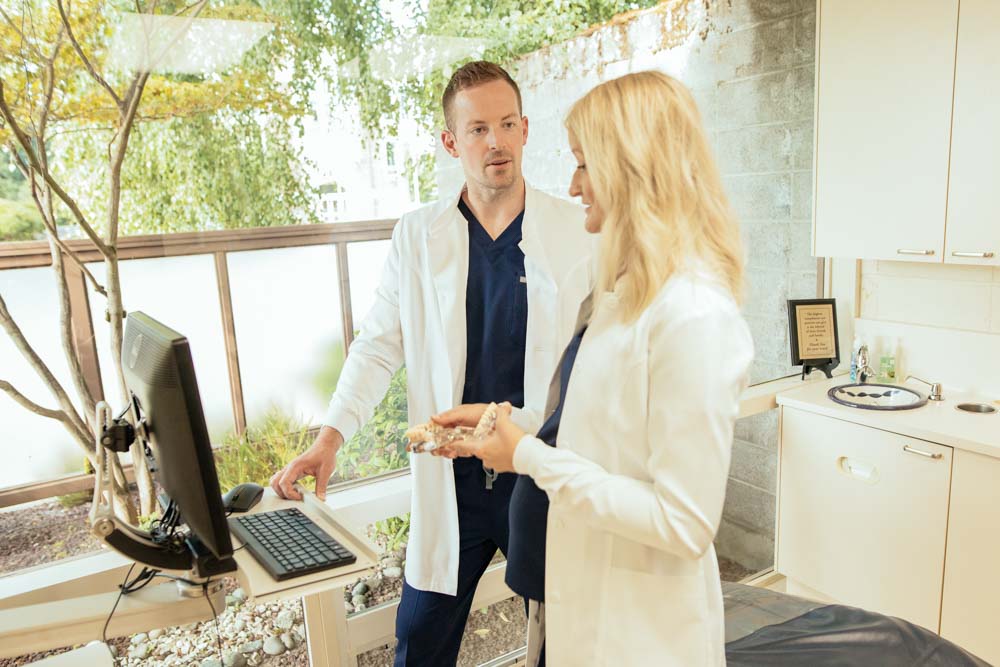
<box><xmin>850</xmin><ymin>335</ymin><xmax>861</xmax><ymax>382</ymax></box>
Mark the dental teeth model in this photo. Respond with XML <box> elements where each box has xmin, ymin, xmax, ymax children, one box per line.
<box><xmin>406</xmin><ymin>402</ymin><xmax>499</xmax><ymax>454</ymax></box>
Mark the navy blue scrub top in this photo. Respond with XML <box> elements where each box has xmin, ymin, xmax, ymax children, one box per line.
<box><xmin>457</xmin><ymin>197</ymin><xmax>528</xmax><ymax>474</ymax></box>
<box><xmin>505</xmin><ymin>324</ymin><xmax>588</xmax><ymax>602</ymax></box>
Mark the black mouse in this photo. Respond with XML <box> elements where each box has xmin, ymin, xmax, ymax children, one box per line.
<box><xmin>223</xmin><ymin>482</ymin><xmax>264</xmax><ymax>513</ymax></box>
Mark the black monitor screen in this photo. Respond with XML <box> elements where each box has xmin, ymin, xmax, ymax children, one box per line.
<box><xmin>122</xmin><ymin>312</ymin><xmax>233</xmax><ymax>560</ymax></box>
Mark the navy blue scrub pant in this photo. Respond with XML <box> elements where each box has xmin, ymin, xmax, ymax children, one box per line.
<box><xmin>393</xmin><ymin>458</ymin><xmax>517</xmax><ymax>666</ymax></box>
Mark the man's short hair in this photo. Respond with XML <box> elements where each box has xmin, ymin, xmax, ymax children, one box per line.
<box><xmin>442</xmin><ymin>61</ymin><xmax>522</xmax><ymax>131</ymax></box>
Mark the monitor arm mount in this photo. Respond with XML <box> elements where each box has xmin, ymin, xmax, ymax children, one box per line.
<box><xmin>89</xmin><ymin>401</ymin><xmax>236</xmax><ymax>584</ymax></box>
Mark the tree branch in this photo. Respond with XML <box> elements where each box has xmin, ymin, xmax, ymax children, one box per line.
<box><xmin>0</xmin><ymin>379</ymin><xmax>92</xmax><ymax>451</ymax></box>
<box><xmin>0</xmin><ymin>291</ymin><xmax>92</xmax><ymax>446</ymax></box>
<box><xmin>47</xmin><ymin>232</ymin><xmax>99</xmax><ymax>424</ymax></box>
<box><xmin>0</xmin><ymin>379</ymin><xmax>65</xmax><ymax>421</ymax></box>
<box><xmin>107</xmin><ymin>72</ymin><xmax>148</xmax><ymax>247</ymax></box>
<box><xmin>0</xmin><ymin>7</ymin><xmax>43</xmax><ymax>59</ymax></box>
<box><xmin>0</xmin><ymin>78</ymin><xmax>111</xmax><ymax>258</ymax></box>
<box><xmin>56</xmin><ymin>0</ymin><xmax>122</xmax><ymax>108</ymax></box>
<box><xmin>26</xmin><ymin>164</ymin><xmax>108</xmax><ymax>298</ymax></box>
<box><xmin>37</xmin><ymin>25</ymin><xmax>67</xmax><ymax>141</ymax></box>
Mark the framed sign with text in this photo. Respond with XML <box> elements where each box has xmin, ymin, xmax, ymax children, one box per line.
<box><xmin>787</xmin><ymin>298</ymin><xmax>840</xmax><ymax>379</ymax></box>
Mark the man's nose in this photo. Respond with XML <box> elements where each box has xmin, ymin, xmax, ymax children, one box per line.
<box><xmin>486</xmin><ymin>126</ymin><xmax>501</xmax><ymax>149</ymax></box>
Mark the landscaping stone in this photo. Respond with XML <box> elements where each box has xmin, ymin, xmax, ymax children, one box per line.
<box><xmin>275</xmin><ymin>609</ymin><xmax>295</xmax><ymax>631</ymax></box>
<box><xmin>238</xmin><ymin>640</ymin><xmax>262</xmax><ymax>654</ymax></box>
<box><xmin>223</xmin><ymin>651</ymin><xmax>247</xmax><ymax>667</ymax></box>
<box><xmin>263</xmin><ymin>635</ymin><xmax>286</xmax><ymax>656</ymax></box>
<box><xmin>128</xmin><ymin>642</ymin><xmax>150</xmax><ymax>660</ymax></box>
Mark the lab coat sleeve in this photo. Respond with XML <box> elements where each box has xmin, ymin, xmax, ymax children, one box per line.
<box><xmin>323</xmin><ymin>222</ymin><xmax>406</xmax><ymax>442</ymax></box>
<box><xmin>510</xmin><ymin>406</ymin><xmax>543</xmax><ymax>435</ymax></box>
<box><xmin>512</xmin><ymin>307</ymin><xmax>753</xmax><ymax>560</ymax></box>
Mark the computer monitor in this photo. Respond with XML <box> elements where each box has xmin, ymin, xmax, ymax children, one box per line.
<box><xmin>121</xmin><ymin>311</ymin><xmax>234</xmax><ymax>565</ymax></box>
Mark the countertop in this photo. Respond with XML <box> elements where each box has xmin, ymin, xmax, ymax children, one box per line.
<box><xmin>776</xmin><ymin>377</ymin><xmax>1000</xmax><ymax>459</ymax></box>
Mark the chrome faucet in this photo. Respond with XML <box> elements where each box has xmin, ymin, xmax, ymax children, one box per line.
<box><xmin>857</xmin><ymin>344</ymin><xmax>875</xmax><ymax>384</ymax></box>
<box><xmin>906</xmin><ymin>375</ymin><xmax>944</xmax><ymax>401</ymax></box>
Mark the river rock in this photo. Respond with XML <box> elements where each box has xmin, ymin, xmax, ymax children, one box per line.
<box><xmin>263</xmin><ymin>635</ymin><xmax>286</xmax><ymax>655</ymax></box>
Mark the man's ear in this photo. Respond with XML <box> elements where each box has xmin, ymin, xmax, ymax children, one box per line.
<box><xmin>521</xmin><ymin>116</ymin><xmax>529</xmax><ymax>146</ymax></box>
<box><xmin>441</xmin><ymin>128</ymin><xmax>460</xmax><ymax>158</ymax></box>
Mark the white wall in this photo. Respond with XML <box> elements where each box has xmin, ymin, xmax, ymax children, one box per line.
<box><xmin>857</xmin><ymin>261</ymin><xmax>1000</xmax><ymax>397</ymax></box>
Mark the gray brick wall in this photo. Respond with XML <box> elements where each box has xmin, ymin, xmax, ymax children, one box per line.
<box><xmin>435</xmin><ymin>0</ymin><xmax>818</xmax><ymax>573</ymax></box>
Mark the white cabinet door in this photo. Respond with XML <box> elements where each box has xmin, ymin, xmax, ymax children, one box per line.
<box><xmin>945</xmin><ymin>0</ymin><xmax>1000</xmax><ymax>267</ymax></box>
<box><xmin>813</xmin><ymin>0</ymin><xmax>958</xmax><ymax>261</ymax></box>
<box><xmin>777</xmin><ymin>408</ymin><xmax>952</xmax><ymax>632</ymax></box>
<box><xmin>940</xmin><ymin>449</ymin><xmax>1000</xmax><ymax>663</ymax></box>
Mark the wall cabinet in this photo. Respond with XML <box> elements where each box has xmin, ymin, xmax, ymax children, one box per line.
<box><xmin>776</xmin><ymin>408</ymin><xmax>951</xmax><ymax>632</ymax></box>
<box><xmin>944</xmin><ymin>0</ymin><xmax>1000</xmax><ymax>266</ymax></box>
<box><xmin>812</xmin><ymin>0</ymin><xmax>999</xmax><ymax>266</ymax></box>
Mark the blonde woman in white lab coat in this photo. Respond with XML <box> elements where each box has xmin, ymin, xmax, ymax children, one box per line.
<box><xmin>448</xmin><ymin>71</ymin><xmax>754</xmax><ymax>665</ymax></box>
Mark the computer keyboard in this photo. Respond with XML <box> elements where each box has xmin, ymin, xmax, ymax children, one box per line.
<box><xmin>229</xmin><ymin>507</ymin><xmax>356</xmax><ymax>581</ymax></box>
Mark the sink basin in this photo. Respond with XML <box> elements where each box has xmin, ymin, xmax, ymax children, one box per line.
<box><xmin>955</xmin><ymin>402</ymin><xmax>997</xmax><ymax>414</ymax></box>
<box><xmin>827</xmin><ymin>383</ymin><xmax>928</xmax><ymax>410</ymax></box>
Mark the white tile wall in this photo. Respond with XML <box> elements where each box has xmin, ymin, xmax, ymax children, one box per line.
<box><xmin>858</xmin><ymin>260</ymin><xmax>1000</xmax><ymax>395</ymax></box>
<box><xmin>860</xmin><ymin>260</ymin><xmax>999</xmax><ymax>332</ymax></box>
<box><xmin>992</xmin><ymin>286</ymin><xmax>1000</xmax><ymax>335</ymax></box>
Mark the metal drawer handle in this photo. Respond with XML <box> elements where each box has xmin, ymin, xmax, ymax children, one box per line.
<box><xmin>951</xmin><ymin>251</ymin><xmax>995</xmax><ymax>259</ymax></box>
<box><xmin>897</xmin><ymin>249</ymin><xmax>935</xmax><ymax>256</ymax></box>
<box><xmin>902</xmin><ymin>445</ymin><xmax>942</xmax><ymax>459</ymax></box>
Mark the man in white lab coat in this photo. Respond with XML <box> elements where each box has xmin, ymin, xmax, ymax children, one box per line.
<box><xmin>271</xmin><ymin>61</ymin><xmax>593</xmax><ymax>665</ymax></box>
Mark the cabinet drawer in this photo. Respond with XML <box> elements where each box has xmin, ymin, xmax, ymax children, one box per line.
<box><xmin>777</xmin><ymin>408</ymin><xmax>952</xmax><ymax>632</ymax></box>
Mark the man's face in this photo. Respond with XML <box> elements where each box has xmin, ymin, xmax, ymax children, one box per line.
<box><xmin>441</xmin><ymin>79</ymin><xmax>528</xmax><ymax>194</ymax></box>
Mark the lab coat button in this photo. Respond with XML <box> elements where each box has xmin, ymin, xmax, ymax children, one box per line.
<box><xmin>549</xmin><ymin>590</ymin><xmax>561</xmax><ymax>603</ymax></box>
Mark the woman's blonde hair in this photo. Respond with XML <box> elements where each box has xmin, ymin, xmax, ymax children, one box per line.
<box><xmin>565</xmin><ymin>70</ymin><xmax>744</xmax><ymax>322</ymax></box>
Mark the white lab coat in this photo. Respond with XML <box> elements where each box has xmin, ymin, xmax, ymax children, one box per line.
<box><xmin>513</xmin><ymin>270</ymin><xmax>754</xmax><ymax>666</ymax></box>
<box><xmin>324</xmin><ymin>184</ymin><xmax>594</xmax><ymax>595</ymax></box>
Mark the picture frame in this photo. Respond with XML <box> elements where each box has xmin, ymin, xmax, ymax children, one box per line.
<box><xmin>787</xmin><ymin>298</ymin><xmax>840</xmax><ymax>379</ymax></box>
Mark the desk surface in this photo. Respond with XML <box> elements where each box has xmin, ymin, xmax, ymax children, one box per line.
<box><xmin>231</xmin><ymin>490</ymin><xmax>380</xmax><ymax>604</ymax></box>
<box><xmin>0</xmin><ymin>489</ymin><xmax>383</xmax><ymax>658</ymax></box>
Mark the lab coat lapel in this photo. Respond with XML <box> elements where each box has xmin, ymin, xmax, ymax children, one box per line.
<box><xmin>427</xmin><ymin>191</ymin><xmax>469</xmax><ymax>408</ymax></box>
<box><xmin>544</xmin><ymin>290</ymin><xmax>595</xmax><ymax>416</ymax></box>
<box><xmin>518</xmin><ymin>186</ymin><xmax>556</xmax><ymax>292</ymax></box>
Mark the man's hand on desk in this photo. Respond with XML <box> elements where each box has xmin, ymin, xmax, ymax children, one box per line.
<box><xmin>270</xmin><ymin>425</ymin><xmax>343</xmax><ymax>501</ymax></box>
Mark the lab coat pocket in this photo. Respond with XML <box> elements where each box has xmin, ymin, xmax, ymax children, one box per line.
<box><xmin>598</xmin><ymin>567</ymin><xmax>709</xmax><ymax>666</ymax></box>
<box><xmin>610</xmin><ymin>541</ymin><xmax>699</xmax><ymax>577</ymax></box>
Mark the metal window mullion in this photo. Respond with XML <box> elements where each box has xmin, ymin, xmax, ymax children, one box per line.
<box><xmin>336</xmin><ymin>242</ymin><xmax>355</xmax><ymax>352</ymax></box>
<box><xmin>214</xmin><ymin>252</ymin><xmax>247</xmax><ymax>436</ymax></box>
<box><xmin>64</xmin><ymin>261</ymin><xmax>104</xmax><ymax>402</ymax></box>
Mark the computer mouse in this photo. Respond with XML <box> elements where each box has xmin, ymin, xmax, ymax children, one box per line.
<box><xmin>223</xmin><ymin>482</ymin><xmax>264</xmax><ymax>513</ymax></box>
